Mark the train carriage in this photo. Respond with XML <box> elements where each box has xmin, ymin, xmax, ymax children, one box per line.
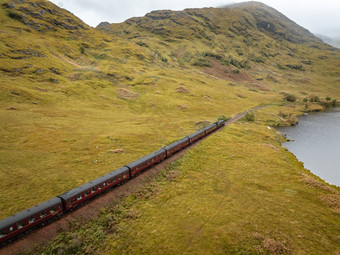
<box><xmin>58</xmin><ymin>167</ymin><xmax>130</xmax><ymax>211</ymax></box>
<box><xmin>0</xmin><ymin>197</ymin><xmax>63</xmax><ymax>244</ymax></box>
<box><xmin>203</xmin><ymin>123</ymin><xmax>218</xmax><ymax>135</ymax></box>
<box><xmin>163</xmin><ymin>137</ymin><xmax>190</xmax><ymax>157</ymax></box>
<box><xmin>126</xmin><ymin>149</ymin><xmax>167</xmax><ymax>176</ymax></box>
<box><xmin>187</xmin><ymin>129</ymin><xmax>206</xmax><ymax>144</ymax></box>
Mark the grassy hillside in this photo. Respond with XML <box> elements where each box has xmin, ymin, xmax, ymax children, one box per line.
<box><xmin>0</xmin><ymin>0</ymin><xmax>281</xmax><ymax>219</ymax></box>
<box><xmin>36</xmin><ymin>108</ymin><xmax>340</xmax><ymax>254</ymax></box>
<box><xmin>0</xmin><ymin>0</ymin><xmax>340</xmax><ymax>253</ymax></box>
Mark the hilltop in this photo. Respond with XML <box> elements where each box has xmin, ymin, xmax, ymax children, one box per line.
<box><xmin>98</xmin><ymin>2</ymin><xmax>339</xmax><ymax>92</ymax></box>
<box><xmin>0</xmin><ymin>0</ymin><xmax>340</xmax><ymax>254</ymax></box>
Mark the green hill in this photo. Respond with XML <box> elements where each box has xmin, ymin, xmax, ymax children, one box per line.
<box><xmin>0</xmin><ymin>0</ymin><xmax>340</xmax><ymax>253</ymax></box>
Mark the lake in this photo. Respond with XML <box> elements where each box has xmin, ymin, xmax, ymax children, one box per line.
<box><xmin>278</xmin><ymin>107</ymin><xmax>340</xmax><ymax>187</ymax></box>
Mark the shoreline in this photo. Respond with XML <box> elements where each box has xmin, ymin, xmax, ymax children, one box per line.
<box><xmin>277</xmin><ymin>106</ymin><xmax>340</xmax><ymax>188</ymax></box>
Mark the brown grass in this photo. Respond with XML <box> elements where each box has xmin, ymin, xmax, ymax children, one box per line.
<box><xmin>117</xmin><ymin>88</ymin><xmax>139</xmax><ymax>100</ymax></box>
<box><xmin>176</xmin><ymin>86</ymin><xmax>190</xmax><ymax>93</ymax></box>
<box><xmin>320</xmin><ymin>194</ymin><xmax>340</xmax><ymax>214</ymax></box>
<box><xmin>263</xmin><ymin>237</ymin><xmax>289</xmax><ymax>254</ymax></box>
<box><xmin>301</xmin><ymin>173</ymin><xmax>337</xmax><ymax>193</ymax></box>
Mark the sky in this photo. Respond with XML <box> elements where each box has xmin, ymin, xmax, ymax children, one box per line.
<box><xmin>48</xmin><ymin>0</ymin><xmax>340</xmax><ymax>38</ymax></box>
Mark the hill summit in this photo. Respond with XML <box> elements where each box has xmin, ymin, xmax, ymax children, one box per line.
<box><xmin>97</xmin><ymin>1</ymin><xmax>335</xmax><ymax>86</ymax></box>
<box><xmin>99</xmin><ymin>1</ymin><xmax>320</xmax><ymax>44</ymax></box>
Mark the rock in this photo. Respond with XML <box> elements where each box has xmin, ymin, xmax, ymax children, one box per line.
<box><xmin>49</xmin><ymin>68</ymin><xmax>60</xmax><ymax>74</ymax></box>
<box><xmin>110</xmin><ymin>149</ymin><xmax>124</xmax><ymax>154</ymax></box>
<box><xmin>2</xmin><ymin>3</ymin><xmax>16</xmax><ymax>9</ymax></box>
<box><xmin>48</xmin><ymin>78</ymin><xmax>59</xmax><ymax>83</ymax></box>
<box><xmin>97</xmin><ymin>22</ymin><xmax>110</xmax><ymax>29</ymax></box>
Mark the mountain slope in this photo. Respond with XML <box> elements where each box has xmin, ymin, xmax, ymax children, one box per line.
<box><xmin>0</xmin><ymin>0</ymin><xmax>281</xmax><ymax>219</ymax></box>
<box><xmin>98</xmin><ymin>2</ymin><xmax>339</xmax><ymax>92</ymax></box>
<box><xmin>226</xmin><ymin>1</ymin><xmax>320</xmax><ymax>43</ymax></box>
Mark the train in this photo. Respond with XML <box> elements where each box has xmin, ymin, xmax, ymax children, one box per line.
<box><xmin>0</xmin><ymin>120</ymin><xmax>225</xmax><ymax>245</ymax></box>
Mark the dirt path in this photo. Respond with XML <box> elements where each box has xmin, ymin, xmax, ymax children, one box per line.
<box><xmin>0</xmin><ymin>105</ymin><xmax>270</xmax><ymax>255</ymax></box>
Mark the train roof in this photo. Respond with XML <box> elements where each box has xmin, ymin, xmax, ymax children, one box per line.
<box><xmin>163</xmin><ymin>137</ymin><xmax>189</xmax><ymax>151</ymax></box>
<box><xmin>126</xmin><ymin>148</ymin><xmax>166</xmax><ymax>169</ymax></box>
<box><xmin>187</xmin><ymin>129</ymin><xmax>205</xmax><ymax>139</ymax></box>
<box><xmin>0</xmin><ymin>197</ymin><xmax>62</xmax><ymax>230</ymax></box>
<box><xmin>203</xmin><ymin>123</ymin><xmax>217</xmax><ymax>131</ymax></box>
<box><xmin>58</xmin><ymin>167</ymin><xmax>130</xmax><ymax>200</ymax></box>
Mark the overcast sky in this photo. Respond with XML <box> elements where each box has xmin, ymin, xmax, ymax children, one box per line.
<box><xmin>49</xmin><ymin>0</ymin><xmax>340</xmax><ymax>38</ymax></box>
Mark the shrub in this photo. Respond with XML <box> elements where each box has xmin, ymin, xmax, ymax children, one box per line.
<box><xmin>277</xmin><ymin>64</ymin><xmax>286</xmax><ymax>70</ymax></box>
<box><xmin>7</xmin><ymin>10</ymin><xmax>23</xmax><ymax>22</ymax></box>
<box><xmin>217</xmin><ymin>115</ymin><xmax>231</xmax><ymax>122</ymax></box>
<box><xmin>192</xmin><ymin>58</ymin><xmax>211</xmax><ymax>67</ymax></box>
<box><xmin>80</xmin><ymin>46</ymin><xmax>85</xmax><ymax>54</ymax></box>
<box><xmin>203</xmin><ymin>52</ymin><xmax>223</xmax><ymax>60</ymax></box>
<box><xmin>332</xmin><ymin>99</ymin><xmax>337</xmax><ymax>106</ymax></box>
<box><xmin>278</xmin><ymin>111</ymin><xmax>287</xmax><ymax>118</ymax></box>
<box><xmin>310</xmin><ymin>96</ymin><xmax>320</xmax><ymax>102</ymax></box>
<box><xmin>242</xmin><ymin>111</ymin><xmax>255</xmax><ymax>122</ymax></box>
<box><xmin>136</xmin><ymin>41</ymin><xmax>149</xmax><ymax>47</ymax></box>
<box><xmin>286</xmin><ymin>64</ymin><xmax>304</xmax><ymax>71</ymax></box>
<box><xmin>325</xmin><ymin>96</ymin><xmax>331</xmax><ymax>101</ymax></box>
<box><xmin>154</xmin><ymin>51</ymin><xmax>168</xmax><ymax>63</ymax></box>
<box><xmin>303</xmin><ymin>98</ymin><xmax>308</xmax><ymax>102</ymax></box>
<box><xmin>284</xmin><ymin>94</ymin><xmax>296</xmax><ymax>102</ymax></box>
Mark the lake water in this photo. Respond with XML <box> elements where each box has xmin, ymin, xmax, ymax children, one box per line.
<box><xmin>278</xmin><ymin>107</ymin><xmax>340</xmax><ymax>187</ymax></box>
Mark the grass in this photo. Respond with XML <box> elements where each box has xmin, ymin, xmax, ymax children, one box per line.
<box><xmin>0</xmin><ymin>66</ymin><xmax>275</xmax><ymax>218</ymax></box>
<box><xmin>1</xmin><ymin>1</ymin><xmax>340</xmax><ymax>253</ymax></box>
<box><xmin>34</xmin><ymin>108</ymin><xmax>340</xmax><ymax>254</ymax></box>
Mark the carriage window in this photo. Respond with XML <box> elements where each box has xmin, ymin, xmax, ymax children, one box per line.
<box><xmin>77</xmin><ymin>195</ymin><xmax>82</xmax><ymax>201</ymax></box>
<box><xmin>9</xmin><ymin>226</ymin><xmax>14</xmax><ymax>232</ymax></box>
<box><xmin>92</xmin><ymin>187</ymin><xmax>96</xmax><ymax>192</ymax></box>
<box><xmin>118</xmin><ymin>176</ymin><xmax>121</xmax><ymax>180</ymax></box>
<box><xmin>85</xmin><ymin>190</ymin><xmax>90</xmax><ymax>196</ymax></box>
<box><xmin>40</xmin><ymin>211</ymin><xmax>47</xmax><ymax>218</ymax></box>
<box><xmin>103</xmin><ymin>182</ymin><xmax>106</xmax><ymax>187</ymax></box>
<box><xmin>29</xmin><ymin>217</ymin><xmax>35</xmax><ymax>223</ymax></box>
<box><xmin>0</xmin><ymin>230</ymin><xmax>6</xmax><ymax>237</ymax></box>
<box><xmin>67</xmin><ymin>200</ymin><xmax>72</xmax><ymax>205</ymax></box>
<box><xmin>50</xmin><ymin>206</ymin><xmax>56</xmax><ymax>213</ymax></box>
<box><xmin>107</xmin><ymin>181</ymin><xmax>110</xmax><ymax>185</ymax></box>
<box><xmin>17</xmin><ymin>222</ymin><xmax>24</xmax><ymax>229</ymax></box>
<box><xmin>98</xmin><ymin>184</ymin><xmax>102</xmax><ymax>189</ymax></box>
